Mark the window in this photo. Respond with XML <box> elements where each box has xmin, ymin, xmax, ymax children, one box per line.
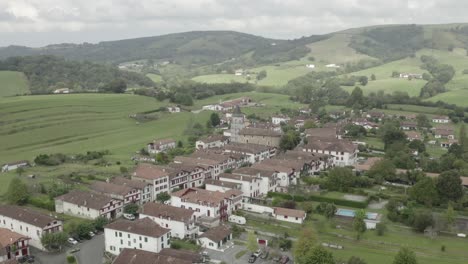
<box><xmin>115</xmin><ymin>231</ymin><xmax>118</xmax><ymax>237</ymax></box>
<box><xmin>139</xmin><ymin>236</ymin><xmax>142</xmax><ymax>241</ymax></box>
<box><xmin>120</xmin><ymin>239</ymin><xmax>123</xmax><ymax>245</ymax></box>
<box><xmin>119</xmin><ymin>232</ymin><xmax>122</xmax><ymax>237</ymax></box>
<box><xmin>139</xmin><ymin>243</ymin><xmax>142</xmax><ymax>249</ymax></box>
<box><xmin>128</xmin><ymin>234</ymin><xmax>130</xmax><ymax>238</ymax></box>
<box><xmin>128</xmin><ymin>241</ymin><xmax>131</xmax><ymax>246</ymax></box>
<box><xmin>144</xmin><ymin>237</ymin><xmax>148</xmax><ymax>242</ymax></box>
<box><xmin>209</xmin><ymin>242</ymin><xmax>214</xmax><ymax>246</ymax></box>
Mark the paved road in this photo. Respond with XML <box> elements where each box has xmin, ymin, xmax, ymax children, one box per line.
<box><xmin>33</xmin><ymin>234</ymin><xmax>104</xmax><ymax>264</ymax></box>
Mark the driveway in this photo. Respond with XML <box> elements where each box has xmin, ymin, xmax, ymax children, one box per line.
<box><xmin>33</xmin><ymin>234</ymin><xmax>105</xmax><ymax>264</ymax></box>
<box><xmin>206</xmin><ymin>245</ymin><xmax>293</xmax><ymax>264</ymax></box>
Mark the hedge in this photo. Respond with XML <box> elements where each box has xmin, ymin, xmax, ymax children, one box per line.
<box><xmin>28</xmin><ymin>196</ymin><xmax>55</xmax><ymax>211</ymax></box>
<box><xmin>267</xmin><ymin>192</ymin><xmax>369</xmax><ymax>209</ymax></box>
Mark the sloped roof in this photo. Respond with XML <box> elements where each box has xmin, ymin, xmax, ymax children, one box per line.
<box><xmin>199</xmin><ymin>225</ymin><xmax>231</xmax><ymax>242</ymax></box>
<box><xmin>56</xmin><ymin>190</ymin><xmax>114</xmax><ymax>210</ymax></box>
<box><xmin>133</xmin><ymin>163</ymin><xmax>170</xmax><ymax>180</ymax></box>
<box><xmin>0</xmin><ymin>205</ymin><xmax>57</xmax><ymax>228</ymax></box>
<box><xmin>105</xmin><ymin>218</ymin><xmax>169</xmax><ymax>238</ymax></box>
<box><xmin>112</xmin><ymin>249</ymin><xmax>191</xmax><ymax>264</ymax></box>
<box><xmin>140</xmin><ymin>203</ymin><xmax>195</xmax><ymax>223</ymax></box>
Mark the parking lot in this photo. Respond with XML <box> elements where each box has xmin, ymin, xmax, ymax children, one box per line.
<box><xmin>206</xmin><ymin>244</ymin><xmax>293</xmax><ymax>264</ymax></box>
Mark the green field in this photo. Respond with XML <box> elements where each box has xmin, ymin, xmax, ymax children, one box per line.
<box><xmin>192</xmin><ymin>74</ymin><xmax>248</xmax><ymax>84</ymax></box>
<box><xmin>146</xmin><ymin>73</ymin><xmax>163</xmax><ymax>83</ymax></box>
<box><xmin>427</xmin><ymin>89</ymin><xmax>468</xmax><ymax>106</ymax></box>
<box><xmin>0</xmin><ymin>94</ymin><xmax>210</xmax><ymax>165</ymax></box>
<box><xmin>0</xmin><ymin>71</ymin><xmax>30</xmax><ymax>97</ymax></box>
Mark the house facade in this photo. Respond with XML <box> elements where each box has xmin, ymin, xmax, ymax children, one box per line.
<box><xmin>147</xmin><ymin>139</ymin><xmax>176</xmax><ymax>154</ymax></box>
<box><xmin>110</xmin><ymin>177</ymin><xmax>153</xmax><ymax>204</ymax></box>
<box><xmin>195</xmin><ymin>135</ymin><xmax>229</xmax><ymax>150</ymax></box>
<box><xmin>0</xmin><ymin>206</ymin><xmax>63</xmax><ymax>250</ymax></box>
<box><xmin>0</xmin><ymin>228</ymin><xmax>30</xmax><ymax>261</ymax></box>
<box><xmin>273</xmin><ymin>207</ymin><xmax>306</xmax><ymax>224</ymax></box>
<box><xmin>1</xmin><ymin>161</ymin><xmax>29</xmax><ymax>173</ymax></box>
<box><xmin>90</xmin><ymin>181</ymin><xmax>141</xmax><ymax>205</ymax></box>
<box><xmin>132</xmin><ymin>163</ymin><xmax>170</xmax><ymax>201</ymax></box>
<box><xmin>104</xmin><ymin>218</ymin><xmax>170</xmax><ymax>255</ymax></box>
<box><xmin>139</xmin><ymin>203</ymin><xmax>198</xmax><ymax>239</ymax></box>
<box><xmin>55</xmin><ymin>190</ymin><xmax>123</xmax><ymax>220</ymax></box>
<box><xmin>234</xmin><ymin>128</ymin><xmax>282</xmax><ymax>147</ymax></box>
<box><xmin>197</xmin><ymin>226</ymin><xmax>232</xmax><ymax>251</ymax></box>
<box><xmin>299</xmin><ymin>137</ymin><xmax>358</xmax><ymax>167</ymax></box>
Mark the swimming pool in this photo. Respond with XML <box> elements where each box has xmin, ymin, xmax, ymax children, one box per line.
<box><xmin>335</xmin><ymin>208</ymin><xmax>378</xmax><ymax>220</ymax></box>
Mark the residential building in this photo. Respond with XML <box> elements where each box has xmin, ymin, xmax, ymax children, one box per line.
<box><xmin>0</xmin><ymin>205</ymin><xmax>63</xmax><ymax>250</ymax></box>
<box><xmin>0</xmin><ymin>228</ymin><xmax>30</xmax><ymax>261</ymax></box>
<box><xmin>1</xmin><ymin>161</ymin><xmax>29</xmax><ymax>173</ymax></box>
<box><xmin>441</xmin><ymin>139</ymin><xmax>458</xmax><ymax>148</ymax></box>
<box><xmin>202</xmin><ymin>97</ymin><xmax>251</xmax><ymax>112</ymax></box>
<box><xmin>271</xmin><ymin>115</ymin><xmax>290</xmax><ymax>125</ymax></box>
<box><xmin>252</xmin><ymin>159</ymin><xmax>303</xmax><ymax>188</ymax></box>
<box><xmin>205</xmin><ymin>179</ymin><xmax>242</xmax><ymax>193</ymax></box>
<box><xmin>305</xmin><ymin>127</ymin><xmax>342</xmax><ymax>139</ymax></box>
<box><xmin>132</xmin><ymin>163</ymin><xmax>170</xmax><ymax>200</ymax></box>
<box><xmin>366</xmin><ymin>111</ymin><xmax>385</xmax><ymax>121</ymax></box>
<box><xmin>195</xmin><ymin>135</ymin><xmax>229</xmax><ymax>150</ymax></box>
<box><xmin>167</xmin><ymin>106</ymin><xmax>181</xmax><ymax>113</ymax></box>
<box><xmin>223</xmin><ymin>143</ymin><xmax>276</xmax><ymax>164</ymax></box>
<box><xmin>90</xmin><ymin>181</ymin><xmax>141</xmax><ymax>205</ymax></box>
<box><xmin>228</xmin><ymin>106</ymin><xmax>246</xmax><ymax>141</ymax></box>
<box><xmin>218</xmin><ymin>173</ymin><xmax>262</xmax><ymax>198</ymax></box>
<box><xmin>273</xmin><ymin>207</ymin><xmax>307</xmax><ymax>224</ymax></box>
<box><xmin>197</xmin><ymin>225</ymin><xmax>232</xmax><ymax>251</ymax></box>
<box><xmin>399</xmin><ymin>73</ymin><xmax>423</xmax><ymax>79</ymax></box>
<box><xmin>434</xmin><ymin>128</ymin><xmax>455</xmax><ymax>139</ymax></box>
<box><xmin>55</xmin><ymin>190</ymin><xmax>123</xmax><ymax>220</ymax></box>
<box><xmin>278</xmin><ymin>150</ymin><xmax>332</xmax><ymax>173</ymax></box>
<box><xmin>104</xmin><ymin>218</ymin><xmax>170</xmax><ymax>255</ymax></box>
<box><xmin>400</xmin><ymin>121</ymin><xmax>418</xmax><ymax>130</ymax></box>
<box><xmin>53</xmin><ymin>88</ymin><xmax>70</xmax><ymax>94</ymax></box>
<box><xmin>170</xmin><ymin>188</ymin><xmax>242</xmax><ymax>221</ymax></box>
<box><xmin>147</xmin><ymin>139</ymin><xmax>176</xmax><ymax>154</ymax></box>
<box><xmin>231</xmin><ymin>167</ymin><xmax>278</xmax><ymax>195</ymax></box>
<box><xmin>234</xmin><ymin>128</ymin><xmax>282</xmax><ymax>147</ymax></box>
<box><xmin>166</xmin><ymin>163</ymin><xmax>206</xmax><ymax>190</ymax></box>
<box><xmin>405</xmin><ymin>131</ymin><xmax>422</xmax><ymax>141</ymax></box>
<box><xmin>110</xmin><ymin>177</ymin><xmax>153</xmax><ymax>204</ymax></box>
<box><xmin>112</xmin><ymin>248</ymin><xmax>192</xmax><ymax>264</ymax></box>
<box><xmin>190</xmin><ymin>150</ymin><xmax>245</xmax><ymax>177</ymax></box>
<box><xmin>352</xmin><ymin>118</ymin><xmax>379</xmax><ymax>130</ymax></box>
<box><xmin>432</xmin><ymin>116</ymin><xmax>450</xmax><ymax>124</ymax></box>
<box><xmin>159</xmin><ymin>248</ymin><xmax>204</xmax><ymax>263</ymax></box>
<box><xmin>299</xmin><ymin>137</ymin><xmax>358</xmax><ymax>167</ymax></box>
<box><xmin>139</xmin><ymin>203</ymin><xmax>198</xmax><ymax>239</ymax></box>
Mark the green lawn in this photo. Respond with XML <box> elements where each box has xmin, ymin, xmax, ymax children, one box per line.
<box><xmin>427</xmin><ymin>89</ymin><xmax>468</xmax><ymax>106</ymax></box>
<box><xmin>0</xmin><ymin>94</ymin><xmax>210</xmax><ymax>165</ymax></box>
<box><xmin>192</xmin><ymin>73</ymin><xmax>249</xmax><ymax>84</ymax></box>
<box><xmin>146</xmin><ymin>73</ymin><xmax>163</xmax><ymax>83</ymax></box>
<box><xmin>0</xmin><ymin>71</ymin><xmax>30</xmax><ymax>97</ymax></box>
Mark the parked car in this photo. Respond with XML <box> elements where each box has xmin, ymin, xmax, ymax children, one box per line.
<box><xmin>280</xmin><ymin>255</ymin><xmax>290</xmax><ymax>264</ymax></box>
<box><xmin>17</xmin><ymin>256</ymin><xmax>27</xmax><ymax>263</ymax></box>
<box><xmin>123</xmin><ymin>213</ymin><xmax>136</xmax><ymax>220</ymax></box>
<box><xmin>89</xmin><ymin>231</ymin><xmax>95</xmax><ymax>237</ymax></box>
<box><xmin>26</xmin><ymin>256</ymin><xmax>35</xmax><ymax>263</ymax></box>
<box><xmin>253</xmin><ymin>249</ymin><xmax>261</xmax><ymax>257</ymax></box>
<box><xmin>68</xmin><ymin>237</ymin><xmax>78</xmax><ymax>245</ymax></box>
<box><xmin>248</xmin><ymin>254</ymin><xmax>257</xmax><ymax>263</ymax></box>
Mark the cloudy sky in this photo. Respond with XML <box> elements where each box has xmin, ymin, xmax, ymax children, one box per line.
<box><xmin>0</xmin><ymin>0</ymin><xmax>466</xmax><ymax>47</ymax></box>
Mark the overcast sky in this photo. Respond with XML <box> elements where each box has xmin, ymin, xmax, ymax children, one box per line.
<box><xmin>0</xmin><ymin>0</ymin><xmax>466</xmax><ymax>47</ymax></box>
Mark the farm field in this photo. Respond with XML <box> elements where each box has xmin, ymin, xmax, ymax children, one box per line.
<box><xmin>0</xmin><ymin>94</ymin><xmax>211</xmax><ymax>165</ymax></box>
<box><xmin>146</xmin><ymin>73</ymin><xmax>163</xmax><ymax>83</ymax></box>
<box><xmin>0</xmin><ymin>71</ymin><xmax>30</xmax><ymax>97</ymax></box>
<box><xmin>192</xmin><ymin>74</ymin><xmax>248</xmax><ymax>84</ymax></box>
<box><xmin>427</xmin><ymin>89</ymin><xmax>468</xmax><ymax>107</ymax></box>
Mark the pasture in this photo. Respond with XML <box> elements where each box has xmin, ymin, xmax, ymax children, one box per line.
<box><xmin>146</xmin><ymin>73</ymin><xmax>163</xmax><ymax>83</ymax></box>
<box><xmin>0</xmin><ymin>71</ymin><xmax>30</xmax><ymax>97</ymax></box>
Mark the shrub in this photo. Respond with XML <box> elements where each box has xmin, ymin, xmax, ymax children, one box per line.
<box><xmin>375</xmin><ymin>223</ymin><xmax>386</xmax><ymax>236</ymax></box>
<box><xmin>67</xmin><ymin>255</ymin><xmax>76</xmax><ymax>264</ymax></box>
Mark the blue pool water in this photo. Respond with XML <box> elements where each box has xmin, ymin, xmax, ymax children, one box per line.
<box><xmin>335</xmin><ymin>208</ymin><xmax>378</xmax><ymax>220</ymax></box>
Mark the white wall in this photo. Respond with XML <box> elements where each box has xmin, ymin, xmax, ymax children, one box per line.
<box><xmin>139</xmin><ymin>214</ymin><xmax>198</xmax><ymax>239</ymax></box>
<box><xmin>242</xmin><ymin>203</ymin><xmax>274</xmax><ymax>214</ymax></box>
<box><xmin>104</xmin><ymin>228</ymin><xmax>170</xmax><ymax>255</ymax></box>
<box><xmin>273</xmin><ymin>214</ymin><xmax>305</xmax><ymax>224</ymax></box>
<box><xmin>170</xmin><ymin>196</ymin><xmax>219</xmax><ymax>218</ymax></box>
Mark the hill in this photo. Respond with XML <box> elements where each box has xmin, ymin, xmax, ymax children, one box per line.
<box><xmin>0</xmin><ymin>71</ymin><xmax>29</xmax><ymax>97</ymax></box>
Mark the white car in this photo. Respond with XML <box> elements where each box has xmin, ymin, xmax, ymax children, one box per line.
<box><xmin>253</xmin><ymin>249</ymin><xmax>261</xmax><ymax>258</ymax></box>
<box><xmin>89</xmin><ymin>231</ymin><xmax>95</xmax><ymax>237</ymax></box>
<box><xmin>68</xmin><ymin>237</ymin><xmax>78</xmax><ymax>245</ymax></box>
<box><xmin>123</xmin><ymin>213</ymin><xmax>136</xmax><ymax>220</ymax></box>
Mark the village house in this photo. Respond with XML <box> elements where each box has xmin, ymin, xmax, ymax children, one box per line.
<box><xmin>1</xmin><ymin>161</ymin><xmax>29</xmax><ymax>173</ymax></box>
<box><xmin>132</xmin><ymin>163</ymin><xmax>170</xmax><ymax>201</ymax></box>
<box><xmin>273</xmin><ymin>207</ymin><xmax>307</xmax><ymax>224</ymax></box>
<box><xmin>223</xmin><ymin>143</ymin><xmax>275</xmax><ymax>164</ymax></box>
<box><xmin>110</xmin><ymin>177</ymin><xmax>153</xmax><ymax>204</ymax></box>
<box><xmin>233</xmin><ymin>128</ymin><xmax>282</xmax><ymax>147</ymax></box>
<box><xmin>197</xmin><ymin>225</ymin><xmax>232</xmax><ymax>251</ymax></box>
<box><xmin>271</xmin><ymin>115</ymin><xmax>291</xmax><ymax>125</ymax></box>
<box><xmin>400</xmin><ymin>121</ymin><xmax>418</xmax><ymax>130</ymax></box>
<box><xmin>434</xmin><ymin>127</ymin><xmax>455</xmax><ymax>139</ymax></box>
<box><xmin>252</xmin><ymin>159</ymin><xmax>304</xmax><ymax>188</ymax></box>
<box><xmin>0</xmin><ymin>228</ymin><xmax>30</xmax><ymax>262</ymax></box>
<box><xmin>305</xmin><ymin>126</ymin><xmax>342</xmax><ymax>139</ymax></box>
<box><xmin>53</xmin><ymin>88</ymin><xmax>70</xmax><ymax>94</ymax></box>
<box><xmin>202</xmin><ymin>97</ymin><xmax>251</xmax><ymax>112</ymax></box>
<box><xmin>232</xmin><ymin>167</ymin><xmax>278</xmax><ymax>195</ymax></box>
<box><xmin>104</xmin><ymin>218</ymin><xmax>171</xmax><ymax>255</ymax></box>
<box><xmin>366</xmin><ymin>111</ymin><xmax>385</xmax><ymax>121</ymax></box>
<box><xmin>139</xmin><ymin>203</ymin><xmax>198</xmax><ymax>239</ymax></box>
<box><xmin>0</xmin><ymin>205</ymin><xmax>63</xmax><ymax>250</ymax></box>
<box><xmin>399</xmin><ymin>73</ymin><xmax>423</xmax><ymax>79</ymax></box>
<box><xmin>299</xmin><ymin>137</ymin><xmax>358</xmax><ymax>167</ymax></box>
<box><xmin>195</xmin><ymin>135</ymin><xmax>229</xmax><ymax>150</ymax></box>
<box><xmin>234</xmin><ymin>69</ymin><xmax>244</xmax><ymax>76</ymax></box>
<box><xmin>405</xmin><ymin>131</ymin><xmax>422</xmax><ymax>142</ymax></box>
<box><xmin>352</xmin><ymin>118</ymin><xmax>379</xmax><ymax>130</ymax></box>
<box><xmin>329</xmin><ymin>110</ymin><xmax>346</xmax><ymax>119</ymax></box>
<box><xmin>279</xmin><ymin>150</ymin><xmax>332</xmax><ymax>173</ymax></box>
<box><xmin>167</xmin><ymin>105</ymin><xmax>181</xmax><ymax>113</ymax></box>
<box><xmin>112</xmin><ymin>248</ymin><xmax>192</xmax><ymax>264</ymax></box>
<box><xmin>147</xmin><ymin>139</ymin><xmax>177</xmax><ymax>154</ymax></box>
<box><xmin>90</xmin><ymin>181</ymin><xmax>141</xmax><ymax>205</ymax></box>
<box><xmin>441</xmin><ymin>139</ymin><xmax>458</xmax><ymax>148</ymax></box>
<box><xmin>55</xmin><ymin>190</ymin><xmax>123</xmax><ymax>220</ymax></box>
<box><xmin>218</xmin><ymin>173</ymin><xmax>262</xmax><ymax>199</ymax></box>
<box><xmin>432</xmin><ymin>115</ymin><xmax>450</xmax><ymax>124</ymax></box>
<box><xmin>205</xmin><ymin>179</ymin><xmax>243</xmax><ymax>193</ymax></box>
<box><xmin>170</xmin><ymin>188</ymin><xmax>242</xmax><ymax>221</ymax></box>
<box><xmin>166</xmin><ymin>163</ymin><xmax>206</xmax><ymax>190</ymax></box>
<box><xmin>159</xmin><ymin>248</ymin><xmax>205</xmax><ymax>263</ymax></box>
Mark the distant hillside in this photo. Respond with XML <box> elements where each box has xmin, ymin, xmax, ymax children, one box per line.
<box><xmin>0</xmin><ymin>71</ymin><xmax>29</xmax><ymax>97</ymax></box>
<box><xmin>0</xmin><ymin>56</ymin><xmax>154</xmax><ymax>94</ymax></box>
<box><xmin>0</xmin><ymin>31</ymin><xmax>328</xmax><ymax>66</ymax></box>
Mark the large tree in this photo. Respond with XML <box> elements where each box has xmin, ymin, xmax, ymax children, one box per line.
<box><xmin>40</xmin><ymin>232</ymin><xmax>68</xmax><ymax>251</ymax></box>
<box><xmin>210</xmin><ymin>112</ymin><xmax>221</xmax><ymax>127</ymax></box>
<box><xmin>325</xmin><ymin>167</ymin><xmax>357</xmax><ymax>192</ymax></box>
<box><xmin>436</xmin><ymin>170</ymin><xmax>463</xmax><ymax>202</ymax></box>
<box><xmin>393</xmin><ymin>248</ymin><xmax>418</xmax><ymax>264</ymax></box>
<box><xmin>409</xmin><ymin>177</ymin><xmax>438</xmax><ymax>206</ymax></box>
<box><xmin>279</xmin><ymin>131</ymin><xmax>301</xmax><ymax>151</ymax></box>
<box><xmin>353</xmin><ymin>210</ymin><xmax>367</xmax><ymax>240</ymax></box>
<box><xmin>367</xmin><ymin>159</ymin><xmax>396</xmax><ymax>183</ymax></box>
<box><xmin>299</xmin><ymin>246</ymin><xmax>335</xmax><ymax>264</ymax></box>
<box><xmin>294</xmin><ymin>228</ymin><xmax>317</xmax><ymax>264</ymax></box>
<box><xmin>6</xmin><ymin>178</ymin><xmax>30</xmax><ymax>205</ymax></box>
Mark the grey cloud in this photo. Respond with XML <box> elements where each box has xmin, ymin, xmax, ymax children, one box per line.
<box><xmin>0</xmin><ymin>0</ymin><xmax>467</xmax><ymax>46</ymax></box>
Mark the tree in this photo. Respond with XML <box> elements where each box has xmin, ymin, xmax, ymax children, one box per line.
<box><xmin>93</xmin><ymin>217</ymin><xmax>109</xmax><ymax>231</ymax></box>
<box><xmin>102</xmin><ymin>79</ymin><xmax>127</xmax><ymax>93</ymax></box>
<box><xmin>41</xmin><ymin>232</ymin><xmax>68</xmax><ymax>251</ymax></box>
<box><xmin>416</xmin><ymin>114</ymin><xmax>431</xmax><ymax>128</ymax></box>
<box><xmin>370</xmin><ymin>74</ymin><xmax>376</xmax><ymax>81</ymax></box>
<box><xmin>436</xmin><ymin>170</ymin><xmax>463</xmax><ymax>202</ymax></box>
<box><xmin>324</xmin><ymin>203</ymin><xmax>337</xmax><ymax>219</ymax></box>
<box><xmin>348</xmin><ymin>256</ymin><xmax>367</xmax><ymax>264</ymax></box>
<box><xmin>353</xmin><ymin>209</ymin><xmax>367</xmax><ymax>240</ymax></box>
<box><xmin>156</xmin><ymin>192</ymin><xmax>171</xmax><ymax>203</ymax></box>
<box><xmin>375</xmin><ymin>222</ymin><xmax>386</xmax><ymax>236</ymax></box>
<box><xmin>303</xmin><ymin>120</ymin><xmax>317</xmax><ymax>129</ymax></box>
<box><xmin>124</xmin><ymin>203</ymin><xmax>139</xmax><ymax>215</ymax></box>
<box><xmin>294</xmin><ymin>228</ymin><xmax>317</xmax><ymax>263</ymax></box>
<box><xmin>279</xmin><ymin>130</ymin><xmax>301</xmax><ymax>151</ymax></box>
<box><xmin>393</xmin><ymin>248</ymin><xmax>418</xmax><ymax>264</ymax></box>
<box><xmin>6</xmin><ymin>178</ymin><xmax>29</xmax><ymax>205</ymax></box>
<box><xmin>359</xmin><ymin>76</ymin><xmax>368</xmax><ymax>86</ymax></box>
<box><xmin>299</xmin><ymin>246</ymin><xmax>335</xmax><ymax>264</ymax></box>
<box><xmin>347</xmin><ymin>86</ymin><xmax>365</xmax><ymax>108</ymax></box>
<box><xmin>325</xmin><ymin>167</ymin><xmax>357</xmax><ymax>192</ymax></box>
<box><xmin>246</xmin><ymin>230</ymin><xmax>258</xmax><ymax>253</ymax></box>
<box><xmin>16</xmin><ymin>167</ymin><xmax>25</xmax><ymax>177</ymax></box>
<box><xmin>119</xmin><ymin>166</ymin><xmax>128</xmax><ymax>174</ymax></box>
<box><xmin>409</xmin><ymin>177</ymin><xmax>438</xmax><ymax>206</ymax></box>
<box><xmin>408</xmin><ymin>140</ymin><xmax>425</xmax><ymax>153</ymax></box>
<box><xmin>412</xmin><ymin>210</ymin><xmax>433</xmax><ymax>233</ymax></box>
<box><xmin>210</xmin><ymin>112</ymin><xmax>221</xmax><ymax>127</ymax></box>
<box><xmin>256</xmin><ymin>70</ymin><xmax>267</xmax><ymax>81</ymax></box>
<box><xmin>459</xmin><ymin>123</ymin><xmax>467</xmax><ymax>151</ymax></box>
<box><xmin>367</xmin><ymin>159</ymin><xmax>396</xmax><ymax>183</ymax></box>
<box><xmin>74</xmin><ymin>222</ymin><xmax>94</xmax><ymax>239</ymax></box>
<box><xmin>445</xmin><ymin>204</ymin><xmax>457</xmax><ymax>231</ymax></box>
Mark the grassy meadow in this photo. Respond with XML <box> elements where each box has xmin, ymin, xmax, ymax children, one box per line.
<box><xmin>0</xmin><ymin>71</ymin><xmax>30</xmax><ymax>97</ymax></box>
